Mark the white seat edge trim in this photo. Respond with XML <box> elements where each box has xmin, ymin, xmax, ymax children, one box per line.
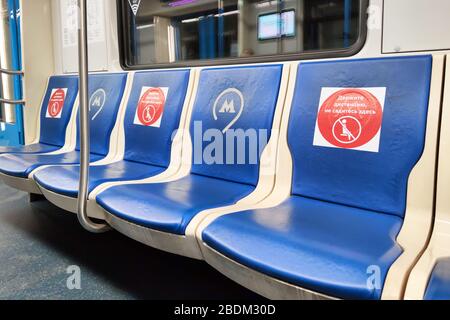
<box><xmin>404</xmin><ymin>54</ymin><xmax>450</xmax><ymax>300</ymax></box>
<box><xmin>382</xmin><ymin>55</ymin><xmax>445</xmax><ymax>300</ymax></box>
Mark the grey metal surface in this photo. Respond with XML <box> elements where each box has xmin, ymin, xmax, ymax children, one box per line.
<box><xmin>0</xmin><ymin>171</ymin><xmax>41</xmax><ymax>194</ymax></box>
<box><xmin>0</xmin><ymin>97</ymin><xmax>25</xmax><ymax>105</ymax></box>
<box><xmin>0</xmin><ymin>180</ymin><xmax>261</xmax><ymax>299</ymax></box>
<box><xmin>76</xmin><ymin>0</ymin><xmax>109</xmax><ymax>233</ymax></box>
<box><xmin>105</xmin><ymin>212</ymin><xmax>203</xmax><ymax>260</ymax></box>
<box><xmin>202</xmin><ymin>244</ymin><xmax>335</xmax><ymax>300</ymax></box>
<box><xmin>0</xmin><ymin>68</ymin><xmax>23</xmax><ymax>75</ymax></box>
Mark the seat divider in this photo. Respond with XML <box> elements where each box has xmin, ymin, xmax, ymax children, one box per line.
<box><xmin>383</xmin><ymin>55</ymin><xmax>446</xmax><ymax>300</ymax></box>
<box><xmin>404</xmin><ymin>54</ymin><xmax>450</xmax><ymax>299</ymax></box>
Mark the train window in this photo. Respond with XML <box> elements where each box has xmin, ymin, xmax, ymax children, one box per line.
<box><xmin>118</xmin><ymin>0</ymin><xmax>367</xmax><ymax>69</ymax></box>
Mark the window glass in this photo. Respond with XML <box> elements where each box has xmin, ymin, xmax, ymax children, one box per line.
<box><xmin>120</xmin><ymin>0</ymin><xmax>363</xmax><ymax>67</ymax></box>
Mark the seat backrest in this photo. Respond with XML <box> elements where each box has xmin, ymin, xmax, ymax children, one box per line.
<box><xmin>75</xmin><ymin>73</ymin><xmax>128</xmax><ymax>156</ymax></box>
<box><xmin>39</xmin><ymin>75</ymin><xmax>79</xmax><ymax>147</ymax></box>
<box><xmin>122</xmin><ymin>70</ymin><xmax>191</xmax><ymax>167</ymax></box>
<box><xmin>189</xmin><ymin>65</ymin><xmax>283</xmax><ymax>186</ymax></box>
<box><xmin>287</xmin><ymin>56</ymin><xmax>433</xmax><ymax>217</ymax></box>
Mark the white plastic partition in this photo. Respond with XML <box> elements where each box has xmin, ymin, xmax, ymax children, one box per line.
<box><xmin>405</xmin><ymin>55</ymin><xmax>450</xmax><ymax>300</ymax></box>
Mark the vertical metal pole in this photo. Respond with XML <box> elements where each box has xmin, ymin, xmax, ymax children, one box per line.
<box><xmin>77</xmin><ymin>0</ymin><xmax>109</xmax><ymax>233</ymax></box>
<box><xmin>343</xmin><ymin>0</ymin><xmax>352</xmax><ymax>48</ymax></box>
<box><xmin>199</xmin><ymin>17</ymin><xmax>206</xmax><ymax>59</ymax></box>
<box><xmin>217</xmin><ymin>0</ymin><xmax>224</xmax><ymax>58</ymax></box>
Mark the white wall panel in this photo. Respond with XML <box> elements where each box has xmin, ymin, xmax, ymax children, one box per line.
<box><xmin>383</xmin><ymin>0</ymin><xmax>450</xmax><ymax>53</ymax></box>
<box><xmin>52</xmin><ymin>0</ymin><xmax>109</xmax><ymax>73</ymax></box>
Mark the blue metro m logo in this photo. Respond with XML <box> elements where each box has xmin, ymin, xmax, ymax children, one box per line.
<box><xmin>213</xmin><ymin>88</ymin><xmax>245</xmax><ymax>133</ymax></box>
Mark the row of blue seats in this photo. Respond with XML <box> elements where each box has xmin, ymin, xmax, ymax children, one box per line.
<box><xmin>0</xmin><ymin>56</ymin><xmax>448</xmax><ymax>300</ymax></box>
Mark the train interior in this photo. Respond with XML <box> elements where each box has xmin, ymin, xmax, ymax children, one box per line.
<box><xmin>0</xmin><ymin>0</ymin><xmax>449</xmax><ymax>301</ymax></box>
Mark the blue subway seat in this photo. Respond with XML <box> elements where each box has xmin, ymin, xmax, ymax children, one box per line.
<box><xmin>97</xmin><ymin>175</ymin><xmax>254</xmax><ymax>235</ymax></box>
<box><xmin>0</xmin><ymin>152</ymin><xmax>104</xmax><ymax>178</ymax></box>
<box><xmin>35</xmin><ymin>161</ymin><xmax>165</xmax><ymax>198</ymax></box>
<box><xmin>203</xmin><ymin>196</ymin><xmax>403</xmax><ymax>300</ymax></box>
<box><xmin>33</xmin><ymin>70</ymin><xmax>191</xmax><ymax>197</ymax></box>
<box><xmin>0</xmin><ymin>73</ymin><xmax>127</xmax><ymax>179</ymax></box>
<box><xmin>202</xmin><ymin>56</ymin><xmax>433</xmax><ymax>299</ymax></box>
<box><xmin>96</xmin><ymin>65</ymin><xmax>283</xmax><ymax>235</ymax></box>
<box><xmin>0</xmin><ymin>143</ymin><xmax>59</xmax><ymax>155</ymax></box>
<box><xmin>425</xmin><ymin>258</ymin><xmax>450</xmax><ymax>300</ymax></box>
<box><xmin>0</xmin><ymin>75</ymin><xmax>78</xmax><ymax>155</ymax></box>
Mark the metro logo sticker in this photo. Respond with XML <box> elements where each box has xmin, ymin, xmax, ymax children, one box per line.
<box><xmin>313</xmin><ymin>87</ymin><xmax>386</xmax><ymax>153</ymax></box>
<box><xmin>89</xmin><ymin>88</ymin><xmax>107</xmax><ymax>121</ymax></box>
<box><xmin>213</xmin><ymin>88</ymin><xmax>245</xmax><ymax>133</ymax></box>
<box><xmin>46</xmin><ymin>88</ymin><xmax>68</xmax><ymax>119</ymax></box>
<box><xmin>134</xmin><ymin>87</ymin><xmax>168</xmax><ymax>128</ymax></box>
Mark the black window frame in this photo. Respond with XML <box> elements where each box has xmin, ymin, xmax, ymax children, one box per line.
<box><xmin>117</xmin><ymin>0</ymin><xmax>369</xmax><ymax>70</ymax></box>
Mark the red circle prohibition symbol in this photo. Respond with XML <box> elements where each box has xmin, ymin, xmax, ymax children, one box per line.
<box><xmin>317</xmin><ymin>89</ymin><xmax>383</xmax><ymax>149</ymax></box>
<box><xmin>137</xmin><ymin>88</ymin><xmax>165</xmax><ymax>126</ymax></box>
<box><xmin>48</xmin><ymin>89</ymin><xmax>66</xmax><ymax>118</ymax></box>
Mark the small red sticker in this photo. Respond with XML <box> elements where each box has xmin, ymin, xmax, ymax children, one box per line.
<box><xmin>314</xmin><ymin>88</ymin><xmax>385</xmax><ymax>151</ymax></box>
<box><xmin>47</xmin><ymin>88</ymin><xmax>66</xmax><ymax>118</ymax></box>
<box><xmin>134</xmin><ymin>87</ymin><xmax>167</xmax><ymax>127</ymax></box>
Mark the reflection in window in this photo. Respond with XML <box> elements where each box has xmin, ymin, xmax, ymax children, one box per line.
<box><xmin>122</xmin><ymin>0</ymin><xmax>362</xmax><ymax>66</ymax></box>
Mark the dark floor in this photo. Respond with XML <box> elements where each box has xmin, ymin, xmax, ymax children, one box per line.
<box><xmin>0</xmin><ymin>181</ymin><xmax>261</xmax><ymax>300</ymax></box>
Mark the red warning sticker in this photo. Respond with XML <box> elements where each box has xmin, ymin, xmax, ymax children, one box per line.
<box><xmin>134</xmin><ymin>87</ymin><xmax>168</xmax><ymax>127</ymax></box>
<box><xmin>46</xmin><ymin>88</ymin><xmax>67</xmax><ymax>119</ymax></box>
<box><xmin>313</xmin><ymin>88</ymin><xmax>386</xmax><ymax>152</ymax></box>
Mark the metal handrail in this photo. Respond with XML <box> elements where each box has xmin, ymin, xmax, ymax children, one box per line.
<box><xmin>0</xmin><ymin>97</ymin><xmax>25</xmax><ymax>105</ymax></box>
<box><xmin>0</xmin><ymin>68</ymin><xmax>24</xmax><ymax>75</ymax></box>
<box><xmin>76</xmin><ymin>0</ymin><xmax>110</xmax><ymax>233</ymax></box>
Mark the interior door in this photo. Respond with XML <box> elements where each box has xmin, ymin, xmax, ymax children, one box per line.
<box><xmin>0</xmin><ymin>0</ymin><xmax>24</xmax><ymax>146</ymax></box>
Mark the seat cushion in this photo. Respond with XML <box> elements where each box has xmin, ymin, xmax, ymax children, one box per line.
<box><xmin>202</xmin><ymin>195</ymin><xmax>404</xmax><ymax>300</ymax></box>
<box><xmin>425</xmin><ymin>258</ymin><xmax>450</xmax><ymax>300</ymax></box>
<box><xmin>0</xmin><ymin>151</ymin><xmax>103</xmax><ymax>178</ymax></box>
<box><xmin>33</xmin><ymin>160</ymin><xmax>166</xmax><ymax>198</ymax></box>
<box><xmin>0</xmin><ymin>143</ymin><xmax>59</xmax><ymax>155</ymax></box>
<box><xmin>96</xmin><ymin>174</ymin><xmax>254</xmax><ymax>235</ymax></box>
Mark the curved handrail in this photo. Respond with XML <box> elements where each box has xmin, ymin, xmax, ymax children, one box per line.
<box><xmin>0</xmin><ymin>68</ymin><xmax>24</xmax><ymax>75</ymax></box>
<box><xmin>0</xmin><ymin>98</ymin><xmax>25</xmax><ymax>105</ymax></box>
<box><xmin>76</xmin><ymin>0</ymin><xmax>110</xmax><ymax>233</ymax></box>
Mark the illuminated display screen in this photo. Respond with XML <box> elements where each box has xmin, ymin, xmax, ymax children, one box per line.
<box><xmin>258</xmin><ymin>13</ymin><xmax>280</xmax><ymax>40</ymax></box>
<box><xmin>281</xmin><ymin>10</ymin><xmax>296</xmax><ymax>37</ymax></box>
<box><xmin>258</xmin><ymin>10</ymin><xmax>296</xmax><ymax>40</ymax></box>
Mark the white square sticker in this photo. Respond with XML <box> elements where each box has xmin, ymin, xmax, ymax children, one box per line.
<box><xmin>133</xmin><ymin>87</ymin><xmax>169</xmax><ymax>128</ymax></box>
<box><xmin>313</xmin><ymin>87</ymin><xmax>386</xmax><ymax>153</ymax></box>
<box><xmin>46</xmin><ymin>88</ymin><xmax>68</xmax><ymax>119</ymax></box>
